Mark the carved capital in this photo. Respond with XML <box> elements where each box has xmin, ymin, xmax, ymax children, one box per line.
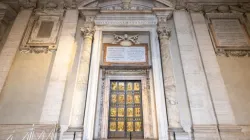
<box><xmin>157</xmin><ymin>26</ymin><xmax>171</xmax><ymax>39</ymax></box>
<box><xmin>80</xmin><ymin>27</ymin><xmax>95</xmax><ymax>38</ymax></box>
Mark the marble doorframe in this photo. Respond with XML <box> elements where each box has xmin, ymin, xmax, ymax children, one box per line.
<box><xmin>83</xmin><ymin>25</ymin><xmax>169</xmax><ymax>139</ymax></box>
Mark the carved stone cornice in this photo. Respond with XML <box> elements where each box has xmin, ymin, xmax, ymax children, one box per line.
<box><xmin>79</xmin><ymin>7</ymin><xmax>99</xmax><ymax>28</ymax></box>
<box><xmin>78</xmin><ymin>0</ymin><xmax>174</xmax><ymax>11</ymax></box>
<box><xmin>19</xmin><ymin>0</ymin><xmax>77</xmax><ymax>10</ymax></box>
<box><xmin>153</xmin><ymin>8</ymin><xmax>173</xmax><ymax>25</ymax></box>
<box><xmin>184</xmin><ymin>2</ymin><xmax>250</xmax><ymax>13</ymax></box>
<box><xmin>80</xmin><ymin>27</ymin><xmax>95</xmax><ymax>38</ymax></box>
<box><xmin>19</xmin><ymin>0</ymin><xmax>37</xmax><ymax>9</ymax></box>
<box><xmin>157</xmin><ymin>26</ymin><xmax>171</xmax><ymax>39</ymax></box>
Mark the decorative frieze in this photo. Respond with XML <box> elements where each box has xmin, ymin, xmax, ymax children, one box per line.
<box><xmin>185</xmin><ymin>2</ymin><xmax>250</xmax><ymax>13</ymax></box>
<box><xmin>79</xmin><ymin>0</ymin><xmax>174</xmax><ymax>11</ymax></box>
<box><xmin>95</xmin><ymin>14</ymin><xmax>158</xmax><ymax>26</ymax></box>
<box><xmin>103</xmin><ymin>69</ymin><xmax>147</xmax><ymax>76</ymax></box>
<box><xmin>216</xmin><ymin>50</ymin><xmax>250</xmax><ymax>57</ymax></box>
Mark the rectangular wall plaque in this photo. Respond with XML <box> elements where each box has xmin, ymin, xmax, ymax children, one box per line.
<box><xmin>103</xmin><ymin>44</ymin><xmax>148</xmax><ymax>66</ymax></box>
<box><xmin>28</xmin><ymin>16</ymin><xmax>61</xmax><ymax>45</ymax></box>
<box><xmin>211</xmin><ymin>19</ymin><xmax>250</xmax><ymax>48</ymax></box>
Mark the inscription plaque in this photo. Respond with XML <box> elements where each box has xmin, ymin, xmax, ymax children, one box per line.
<box><xmin>103</xmin><ymin>44</ymin><xmax>148</xmax><ymax>65</ymax></box>
<box><xmin>211</xmin><ymin>19</ymin><xmax>250</xmax><ymax>47</ymax></box>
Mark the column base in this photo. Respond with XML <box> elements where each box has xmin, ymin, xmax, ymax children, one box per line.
<box><xmin>62</xmin><ymin>127</ymin><xmax>83</xmax><ymax>140</ymax></box>
<box><xmin>169</xmin><ymin>128</ymin><xmax>190</xmax><ymax>140</ymax></box>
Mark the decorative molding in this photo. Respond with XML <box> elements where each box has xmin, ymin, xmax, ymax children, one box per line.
<box><xmin>20</xmin><ymin>0</ymin><xmax>37</xmax><ymax>9</ymax></box>
<box><xmin>20</xmin><ymin>46</ymin><xmax>52</xmax><ymax>54</ymax></box>
<box><xmin>216</xmin><ymin>50</ymin><xmax>250</xmax><ymax>57</ymax></box>
<box><xmin>111</xmin><ymin>34</ymin><xmax>140</xmax><ymax>46</ymax></box>
<box><xmin>19</xmin><ymin>10</ymin><xmax>63</xmax><ymax>53</ymax></box>
<box><xmin>78</xmin><ymin>0</ymin><xmax>174</xmax><ymax>10</ymax></box>
<box><xmin>206</xmin><ymin>13</ymin><xmax>245</xmax><ymax>24</ymax></box>
<box><xmin>186</xmin><ymin>3</ymin><xmax>203</xmax><ymax>12</ymax></box>
<box><xmin>45</xmin><ymin>1</ymin><xmax>58</xmax><ymax>9</ymax></box>
<box><xmin>185</xmin><ymin>3</ymin><xmax>250</xmax><ymax>13</ymax></box>
<box><xmin>103</xmin><ymin>69</ymin><xmax>147</xmax><ymax>77</ymax></box>
<box><xmin>79</xmin><ymin>8</ymin><xmax>99</xmax><ymax>28</ymax></box>
<box><xmin>154</xmin><ymin>11</ymin><xmax>173</xmax><ymax>25</ymax></box>
<box><xmin>94</xmin><ymin>14</ymin><xmax>157</xmax><ymax>26</ymax></box>
<box><xmin>34</xmin><ymin>9</ymin><xmax>65</xmax><ymax>16</ymax></box>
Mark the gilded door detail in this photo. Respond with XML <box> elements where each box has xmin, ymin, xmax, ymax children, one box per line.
<box><xmin>108</xmin><ymin>81</ymin><xmax>143</xmax><ymax>138</ymax></box>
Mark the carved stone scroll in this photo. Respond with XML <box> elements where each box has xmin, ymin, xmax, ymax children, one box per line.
<box><xmin>112</xmin><ymin>34</ymin><xmax>140</xmax><ymax>46</ymax></box>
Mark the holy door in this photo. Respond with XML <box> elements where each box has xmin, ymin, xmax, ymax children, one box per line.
<box><xmin>108</xmin><ymin>80</ymin><xmax>143</xmax><ymax>138</ymax></box>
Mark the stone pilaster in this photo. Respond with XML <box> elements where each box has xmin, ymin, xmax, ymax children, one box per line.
<box><xmin>69</xmin><ymin>27</ymin><xmax>95</xmax><ymax>128</ymax></box>
<box><xmin>0</xmin><ymin>9</ymin><xmax>31</xmax><ymax>94</ymax></box>
<box><xmin>40</xmin><ymin>9</ymin><xmax>78</xmax><ymax>123</ymax></box>
<box><xmin>174</xmin><ymin>10</ymin><xmax>217</xmax><ymax>125</ymax></box>
<box><xmin>190</xmin><ymin>12</ymin><xmax>236</xmax><ymax>124</ymax></box>
<box><xmin>158</xmin><ymin>26</ymin><xmax>181</xmax><ymax>129</ymax></box>
<box><xmin>82</xmin><ymin>30</ymin><xmax>102</xmax><ymax>140</ymax></box>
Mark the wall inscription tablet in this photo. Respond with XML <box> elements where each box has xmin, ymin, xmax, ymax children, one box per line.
<box><xmin>103</xmin><ymin>44</ymin><xmax>148</xmax><ymax>65</ymax></box>
<box><xmin>211</xmin><ymin>19</ymin><xmax>250</xmax><ymax>48</ymax></box>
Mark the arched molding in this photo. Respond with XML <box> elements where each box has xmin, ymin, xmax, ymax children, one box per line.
<box><xmin>78</xmin><ymin>0</ymin><xmax>174</xmax><ymax>10</ymax></box>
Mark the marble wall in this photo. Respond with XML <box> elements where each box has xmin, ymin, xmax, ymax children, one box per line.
<box><xmin>0</xmin><ymin>52</ymin><xmax>53</xmax><ymax>123</ymax></box>
<box><xmin>217</xmin><ymin>56</ymin><xmax>250</xmax><ymax>125</ymax></box>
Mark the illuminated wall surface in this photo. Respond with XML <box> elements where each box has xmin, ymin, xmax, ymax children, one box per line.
<box><xmin>0</xmin><ymin>0</ymin><xmax>250</xmax><ymax>140</ymax></box>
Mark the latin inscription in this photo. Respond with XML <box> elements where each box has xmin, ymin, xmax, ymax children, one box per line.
<box><xmin>106</xmin><ymin>46</ymin><xmax>146</xmax><ymax>63</ymax></box>
<box><xmin>212</xmin><ymin>19</ymin><xmax>249</xmax><ymax>47</ymax></box>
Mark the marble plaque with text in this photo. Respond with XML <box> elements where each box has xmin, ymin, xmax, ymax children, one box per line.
<box><xmin>211</xmin><ymin>19</ymin><xmax>249</xmax><ymax>47</ymax></box>
<box><xmin>103</xmin><ymin>44</ymin><xmax>148</xmax><ymax>65</ymax></box>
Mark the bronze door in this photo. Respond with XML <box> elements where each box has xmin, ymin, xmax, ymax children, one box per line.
<box><xmin>108</xmin><ymin>80</ymin><xmax>143</xmax><ymax>139</ymax></box>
